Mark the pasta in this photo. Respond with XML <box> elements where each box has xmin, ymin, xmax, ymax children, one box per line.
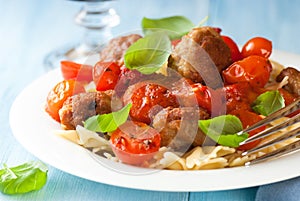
<box><xmin>55</xmin><ymin>117</ymin><xmax>299</xmax><ymax>170</ymax></box>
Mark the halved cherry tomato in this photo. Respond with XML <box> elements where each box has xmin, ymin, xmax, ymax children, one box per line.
<box><xmin>222</xmin><ymin>55</ymin><xmax>272</xmax><ymax>88</ymax></box>
<box><xmin>60</xmin><ymin>61</ymin><xmax>93</xmax><ymax>82</ymax></box>
<box><xmin>241</xmin><ymin>37</ymin><xmax>272</xmax><ymax>59</ymax></box>
<box><xmin>127</xmin><ymin>83</ymin><xmax>179</xmax><ymax>124</ymax></box>
<box><xmin>222</xmin><ymin>35</ymin><xmax>242</xmax><ymax>62</ymax></box>
<box><xmin>93</xmin><ymin>62</ymin><xmax>121</xmax><ymax>91</ymax></box>
<box><xmin>110</xmin><ymin>121</ymin><xmax>161</xmax><ymax>165</ymax></box>
<box><xmin>230</xmin><ymin>109</ymin><xmax>265</xmax><ymax>150</ymax></box>
<box><xmin>45</xmin><ymin>79</ymin><xmax>85</xmax><ymax>122</ymax></box>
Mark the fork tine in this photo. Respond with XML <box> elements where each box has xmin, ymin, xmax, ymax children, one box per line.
<box><xmin>240</xmin><ymin>112</ymin><xmax>300</xmax><ymax>146</ymax></box>
<box><xmin>242</xmin><ymin>125</ymin><xmax>300</xmax><ymax>156</ymax></box>
<box><xmin>245</xmin><ymin>140</ymin><xmax>300</xmax><ymax>166</ymax></box>
<box><xmin>237</xmin><ymin>97</ymin><xmax>300</xmax><ymax>135</ymax></box>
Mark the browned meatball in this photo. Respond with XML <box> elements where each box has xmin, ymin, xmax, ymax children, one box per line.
<box><xmin>152</xmin><ymin>107</ymin><xmax>210</xmax><ymax>150</ymax></box>
<box><xmin>276</xmin><ymin>67</ymin><xmax>300</xmax><ymax>96</ymax></box>
<box><xmin>59</xmin><ymin>91</ymin><xmax>116</xmax><ymax>130</ymax></box>
<box><xmin>99</xmin><ymin>34</ymin><xmax>142</xmax><ymax>66</ymax></box>
<box><xmin>168</xmin><ymin>27</ymin><xmax>232</xmax><ymax>88</ymax></box>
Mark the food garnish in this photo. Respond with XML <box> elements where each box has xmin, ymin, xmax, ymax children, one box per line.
<box><xmin>0</xmin><ymin>161</ymin><xmax>48</xmax><ymax>195</ymax></box>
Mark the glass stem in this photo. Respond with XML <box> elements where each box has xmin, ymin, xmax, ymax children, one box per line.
<box><xmin>68</xmin><ymin>2</ymin><xmax>119</xmax><ymax>58</ymax></box>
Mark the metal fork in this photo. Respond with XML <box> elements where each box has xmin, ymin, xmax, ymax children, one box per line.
<box><xmin>237</xmin><ymin>97</ymin><xmax>300</xmax><ymax>166</ymax></box>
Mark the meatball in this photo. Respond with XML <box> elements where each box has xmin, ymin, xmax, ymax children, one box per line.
<box><xmin>152</xmin><ymin>107</ymin><xmax>210</xmax><ymax>150</ymax></box>
<box><xmin>99</xmin><ymin>34</ymin><xmax>142</xmax><ymax>66</ymax></box>
<box><xmin>276</xmin><ymin>67</ymin><xmax>300</xmax><ymax>96</ymax></box>
<box><xmin>59</xmin><ymin>91</ymin><xmax>116</xmax><ymax>130</ymax></box>
<box><xmin>168</xmin><ymin>27</ymin><xmax>232</xmax><ymax>88</ymax></box>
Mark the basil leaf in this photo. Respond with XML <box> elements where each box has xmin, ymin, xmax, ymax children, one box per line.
<box><xmin>124</xmin><ymin>32</ymin><xmax>171</xmax><ymax>74</ymax></box>
<box><xmin>142</xmin><ymin>16</ymin><xmax>195</xmax><ymax>40</ymax></box>
<box><xmin>252</xmin><ymin>90</ymin><xmax>285</xmax><ymax>116</ymax></box>
<box><xmin>0</xmin><ymin>161</ymin><xmax>48</xmax><ymax>195</ymax></box>
<box><xmin>198</xmin><ymin>115</ymin><xmax>249</xmax><ymax>147</ymax></box>
<box><xmin>84</xmin><ymin>103</ymin><xmax>132</xmax><ymax>133</ymax></box>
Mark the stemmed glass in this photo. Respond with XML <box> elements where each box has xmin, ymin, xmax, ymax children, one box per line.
<box><xmin>44</xmin><ymin>0</ymin><xmax>119</xmax><ymax>70</ymax></box>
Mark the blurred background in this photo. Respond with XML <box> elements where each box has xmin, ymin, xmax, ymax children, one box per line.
<box><xmin>2</xmin><ymin>0</ymin><xmax>300</xmax><ymax>74</ymax></box>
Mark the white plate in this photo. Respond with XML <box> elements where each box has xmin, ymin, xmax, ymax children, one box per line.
<box><xmin>9</xmin><ymin>50</ymin><xmax>300</xmax><ymax>192</ymax></box>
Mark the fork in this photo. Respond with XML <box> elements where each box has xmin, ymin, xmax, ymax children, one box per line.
<box><xmin>237</xmin><ymin>97</ymin><xmax>300</xmax><ymax>166</ymax></box>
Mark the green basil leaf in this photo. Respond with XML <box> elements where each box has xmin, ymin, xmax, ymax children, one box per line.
<box><xmin>252</xmin><ymin>90</ymin><xmax>285</xmax><ymax>116</ymax></box>
<box><xmin>124</xmin><ymin>32</ymin><xmax>171</xmax><ymax>74</ymax></box>
<box><xmin>84</xmin><ymin>103</ymin><xmax>132</xmax><ymax>133</ymax></box>
<box><xmin>198</xmin><ymin>115</ymin><xmax>249</xmax><ymax>147</ymax></box>
<box><xmin>216</xmin><ymin>133</ymin><xmax>249</xmax><ymax>148</ymax></box>
<box><xmin>142</xmin><ymin>16</ymin><xmax>195</xmax><ymax>40</ymax></box>
<box><xmin>0</xmin><ymin>161</ymin><xmax>48</xmax><ymax>195</ymax></box>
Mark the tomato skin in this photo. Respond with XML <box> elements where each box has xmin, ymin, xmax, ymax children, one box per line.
<box><xmin>128</xmin><ymin>83</ymin><xmax>179</xmax><ymax>124</ymax></box>
<box><xmin>222</xmin><ymin>35</ymin><xmax>242</xmax><ymax>62</ymax></box>
<box><xmin>93</xmin><ymin>62</ymin><xmax>121</xmax><ymax>91</ymax></box>
<box><xmin>241</xmin><ymin>37</ymin><xmax>272</xmax><ymax>59</ymax></box>
<box><xmin>110</xmin><ymin>121</ymin><xmax>161</xmax><ymax>165</ymax></box>
<box><xmin>222</xmin><ymin>55</ymin><xmax>272</xmax><ymax>88</ymax></box>
<box><xmin>60</xmin><ymin>61</ymin><xmax>93</xmax><ymax>82</ymax></box>
<box><xmin>278</xmin><ymin>88</ymin><xmax>297</xmax><ymax>106</ymax></box>
<box><xmin>230</xmin><ymin>109</ymin><xmax>265</xmax><ymax>150</ymax></box>
<box><xmin>171</xmin><ymin>39</ymin><xmax>181</xmax><ymax>48</ymax></box>
<box><xmin>223</xmin><ymin>83</ymin><xmax>253</xmax><ymax>113</ymax></box>
<box><xmin>278</xmin><ymin>88</ymin><xmax>300</xmax><ymax>117</ymax></box>
<box><xmin>192</xmin><ymin>83</ymin><xmax>213</xmax><ymax>112</ymax></box>
<box><xmin>223</xmin><ymin>82</ymin><xmax>264</xmax><ymax>113</ymax></box>
<box><xmin>192</xmin><ymin>82</ymin><xmax>264</xmax><ymax>115</ymax></box>
<box><xmin>45</xmin><ymin>79</ymin><xmax>85</xmax><ymax>122</ymax></box>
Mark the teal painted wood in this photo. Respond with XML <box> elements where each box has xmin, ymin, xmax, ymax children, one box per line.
<box><xmin>190</xmin><ymin>188</ymin><xmax>258</xmax><ymax>201</ymax></box>
<box><xmin>0</xmin><ymin>0</ymin><xmax>299</xmax><ymax>200</ymax></box>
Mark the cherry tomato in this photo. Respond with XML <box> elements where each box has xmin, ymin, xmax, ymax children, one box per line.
<box><xmin>222</xmin><ymin>55</ymin><xmax>272</xmax><ymax>88</ymax></box>
<box><xmin>278</xmin><ymin>88</ymin><xmax>297</xmax><ymax>106</ymax></box>
<box><xmin>192</xmin><ymin>83</ymin><xmax>212</xmax><ymax>112</ymax></box>
<box><xmin>45</xmin><ymin>79</ymin><xmax>85</xmax><ymax>122</ymax></box>
<box><xmin>192</xmin><ymin>82</ymin><xmax>263</xmax><ymax>115</ymax></box>
<box><xmin>110</xmin><ymin>121</ymin><xmax>161</xmax><ymax>165</ymax></box>
<box><xmin>223</xmin><ymin>82</ymin><xmax>264</xmax><ymax>113</ymax></box>
<box><xmin>60</xmin><ymin>61</ymin><xmax>93</xmax><ymax>82</ymax></box>
<box><xmin>222</xmin><ymin>35</ymin><xmax>242</xmax><ymax>62</ymax></box>
<box><xmin>171</xmin><ymin>39</ymin><xmax>181</xmax><ymax>48</ymax></box>
<box><xmin>241</xmin><ymin>37</ymin><xmax>272</xmax><ymax>58</ymax></box>
<box><xmin>93</xmin><ymin>62</ymin><xmax>121</xmax><ymax>91</ymax></box>
<box><xmin>223</xmin><ymin>83</ymin><xmax>253</xmax><ymax>113</ymax></box>
<box><xmin>278</xmin><ymin>88</ymin><xmax>300</xmax><ymax>117</ymax></box>
<box><xmin>230</xmin><ymin>109</ymin><xmax>265</xmax><ymax>150</ymax></box>
<box><xmin>127</xmin><ymin>83</ymin><xmax>179</xmax><ymax>124</ymax></box>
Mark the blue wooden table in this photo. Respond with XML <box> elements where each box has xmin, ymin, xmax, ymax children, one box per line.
<box><xmin>1</xmin><ymin>0</ymin><xmax>299</xmax><ymax>200</ymax></box>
